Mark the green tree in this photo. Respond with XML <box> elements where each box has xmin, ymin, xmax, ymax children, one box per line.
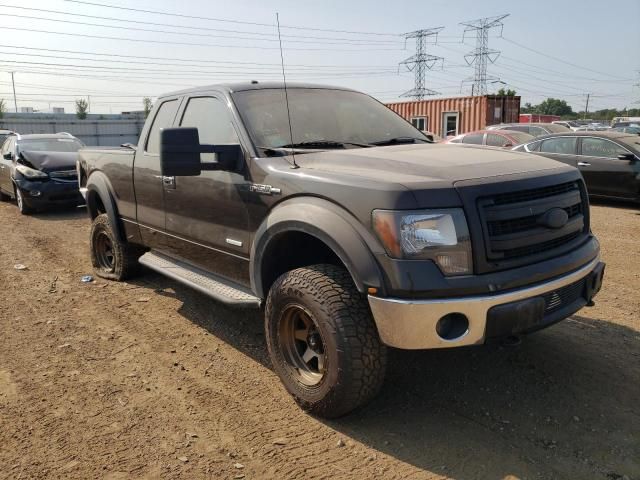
<box><xmin>143</xmin><ymin>97</ymin><xmax>153</xmax><ymax>118</ymax></box>
<box><xmin>0</xmin><ymin>99</ymin><xmax>6</xmax><ymax>119</ymax></box>
<box><xmin>536</xmin><ymin>98</ymin><xmax>574</xmax><ymax>116</ymax></box>
<box><xmin>496</xmin><ymin>88</ymin><xmax>517</xmax><ymax>96</ymax></box>
<box><xmin>521</xmin><ymin>102</ymin><xmax>533</xmax><ymax>114</ymax></box>
<box><xmin>75</xmin><ymin>98</ymin><xmax>89</xmax><ymax>120</ymax></box>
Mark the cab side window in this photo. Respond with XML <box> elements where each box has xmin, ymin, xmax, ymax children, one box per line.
<box><xmin>540</xmin><ymin>137</ymin><xmax>577</xmax><ymax>155</ymax></box>
<box><xmin>581</xmin><ymin>138</ymin><xmax>628</xmax><ymax>159</ymax></box>
<box><xmin>486</xmin><ymin>134</ymin><xmax>508</xmax><ymax>147</ymax></box>
<box><xmin>145</xmin><ymin>100</ymin><xmax>179</xmax><ymax>154</ymax></box>
<box><xmin>180</xmin><ymin>96</ymin><xmax>239</xmax><ymax>162</ymax></box>
<box><xmin>462</xmin><ymin>133</ymin><xmax>484</xmax><ymax>144</ymax></box>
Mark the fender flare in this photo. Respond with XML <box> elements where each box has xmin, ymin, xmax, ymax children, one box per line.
<box><xmin>86</xmin><ymin>171</ymin><xmax>125</xmax><ymax>242</ymax></box>
<box><xmin>250</xmin><ymin>197</ymin><xmax>385</xmax><ymax>299</ymax></box>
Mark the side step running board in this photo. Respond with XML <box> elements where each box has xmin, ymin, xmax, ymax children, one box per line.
<box><xmin>139</xmin><ymin>251</ymin><xmax>261</xmax><ymax>308</ymax></box>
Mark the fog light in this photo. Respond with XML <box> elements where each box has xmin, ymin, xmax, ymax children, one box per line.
<box><xmin>436</xmin><ymin>313</ymin><xmax>469</xmax><ymax>341</ymax></box>
<box><xmin>30</xmin><ymin>190</ymin><xmax>42</xmax><ymax>197</ymax></box>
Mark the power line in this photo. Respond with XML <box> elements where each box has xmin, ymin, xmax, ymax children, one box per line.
<box><xmin>61</xmin><ymin>0</ymin><xmax>402</xmax><ymax>37</ymax></box>
<box><xmin>0</xmin><ymin>44</ymin><xmax>395</xmax><ymax>69</ymax></box>
<box><xmin>0</xmin><ymin>26</ymin><xmax>404</xmax><ymax>52</ymax></box>
<box><xmin>500</xmin><ymin>37</ymin><xmax>628</xmax><ymax>81</ymax></box>
<box><xmin>0</xmin><ymin>58</ymin><xmax>397</xmax><ymax>77</ymax></box>
<box><xmin>460</xmin><ymin>14</ymin><xmax>509</xmax><ymax>96</ymax></box>
<box><xmin>0</xmin><ymin>13</ymin><xmax>406</xmax><ymax>47</ymax></box>
<box><xmin>0</xmin><ymin>50</ymin><xmax>399</xmax><ymax>73</ymax></box>
<box><xmin>399</xmin><ymin>28</ymin><xmax>444</xmax><ymax>100</ymax></box>
<box><xmin>0</xmin><ymin>4</ymin><xmax>403</xmax><ymax>44</ymax></box>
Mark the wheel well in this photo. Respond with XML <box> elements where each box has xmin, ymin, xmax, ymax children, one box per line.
<box><xmin>87</xmin><ymin>189</ymin><xmax>106</xmax><ymax>219</ymax></box>
<box><xmin>260</xmin><ymin>231</ymin><xmax>347</xmax><ymax>296</ymax></box>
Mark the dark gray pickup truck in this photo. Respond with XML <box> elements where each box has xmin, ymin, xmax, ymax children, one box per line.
<box><xmin>77</xmin><ymin>82</ymin><xmax>605</xmax><ymax>417</ymax></box>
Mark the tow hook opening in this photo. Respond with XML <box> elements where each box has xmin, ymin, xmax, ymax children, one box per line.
<box><xmin>436</xmin><ymin>313</ymin><xmax>469</xmax><ymax>341</ymax></box>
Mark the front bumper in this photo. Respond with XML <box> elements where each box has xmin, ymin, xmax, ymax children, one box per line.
<box><xmin>16</xmin><ymin>179</ymin><xmax>84</xmax><ymax>209</ymax></box>
<box><xmin>368</xmin><ymin>256</ymin><xmax>605</xmax><ymax>349</ymax></box>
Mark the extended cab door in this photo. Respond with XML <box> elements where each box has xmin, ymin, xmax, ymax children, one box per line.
<box><xmin>161</xmin><ymin>94</ymin><xmax>252</xmax><ymax>286</ymax></box>
<box><xmin>577</xmin><ymin>136</ymin><xmax>637</xmax><ymax>199</ymax></box>
<box><xmin>134</xmin><ymin>98</ymin><xmax>181</xmax><ymax>248</ymax></box>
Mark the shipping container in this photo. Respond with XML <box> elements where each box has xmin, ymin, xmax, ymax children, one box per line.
<box><xmin>519</xmin><ymin>113</ymin><xmax>560</xmax><ymax>123</ymax></box>
<box><xmin>385</xmin><ymin>95</ymin><xmax>521</xmax><ymax>138</ymax></box>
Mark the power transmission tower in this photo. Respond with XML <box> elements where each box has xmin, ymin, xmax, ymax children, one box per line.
<box><xmin>460</xmin><ymin>14</ymin><xmax>509</xmax><ymax>96</ymax></box>
<box><xmin>399</xmin><ymin>28</ymin><xmax>444</xmax><ymax>100</ymax></box>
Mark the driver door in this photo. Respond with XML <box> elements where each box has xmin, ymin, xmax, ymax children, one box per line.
<box><xmin>162</xmin><ymin>95</ymin><xmax>252</xmax><ymax>286</ymax></box>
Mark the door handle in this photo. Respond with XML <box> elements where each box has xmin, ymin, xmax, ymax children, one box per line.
<box><xmin>577</xmin><ymin>162</ymin><xmax>591</xmax><ymax>166</ymax></box>
<box><xmin>162</xmin><ymin>176</ymin><xmax>176</xmax><ymax>189</ymax></box>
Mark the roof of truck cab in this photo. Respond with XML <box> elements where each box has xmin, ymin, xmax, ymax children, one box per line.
<box><xmin>160</xmin><ymin>82</ymin><xmax>357</xmax><ymax>99</ymax></box>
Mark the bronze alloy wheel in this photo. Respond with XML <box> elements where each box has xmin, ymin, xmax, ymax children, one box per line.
<box><xmin>93</xmin><ymin>230</ymin><xmax>115</xmax><ymax>272</ymax></box>
<box><xmin>278</xmin><ymin>304</ymin><xmax>327</xmax><ymax>387</ymax></box>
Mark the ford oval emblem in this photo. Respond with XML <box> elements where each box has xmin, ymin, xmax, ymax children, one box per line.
<box><xmin>538</xmin><ymin>208</ymin><xmax>569</xmax><ymax>229</ymax></box>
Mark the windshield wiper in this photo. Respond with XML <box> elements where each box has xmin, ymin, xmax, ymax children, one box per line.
<box><xmin>278</xmin><ymin>140</ymin><xmax>371</xmax><ymax>149</ymax></box>
<box><xmin>369</xmin><ymin>137</ymin><xmax>430</xmax><ymax>146</ymax></box>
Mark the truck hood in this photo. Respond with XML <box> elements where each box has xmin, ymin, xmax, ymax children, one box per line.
<box><xmin>294</xmin><ymin>144</ymin><xmax>568</xmax><ymax>187</ymax></box>
<box><xmin>19</xmin><ymin>150</ymin><xmax>79</xmax><ymax>172</ymax></box>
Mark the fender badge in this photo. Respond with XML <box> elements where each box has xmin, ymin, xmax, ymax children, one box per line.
<box><xmin>249</xmin><ymin>184</ymin><xmax>281</xmax><ymax>195</ymax></box>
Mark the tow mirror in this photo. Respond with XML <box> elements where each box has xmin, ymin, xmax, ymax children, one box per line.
<box><xmin>617</xmin><ymin>153</ymin><xmax>635</xmax><ymax>161</ymax></box>
<box><xmin>160</xmin><ymin>127</ymin><xmax>242</xmax><ymax>176</ymax></box>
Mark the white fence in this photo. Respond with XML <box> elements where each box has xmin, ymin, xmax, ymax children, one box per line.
<box><xmin>0</xmin><ymin>118</ymin><xmax>145</xmax><ymax>146</ymax></box>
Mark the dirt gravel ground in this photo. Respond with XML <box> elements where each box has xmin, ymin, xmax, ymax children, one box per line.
<box><xmin>0</xmin><ymin>200</ymin><xmax>638</xmax><ymax>480</ymax></box>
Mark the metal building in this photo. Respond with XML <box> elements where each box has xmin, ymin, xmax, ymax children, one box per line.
<box><xmin>386</xmin><ymin>95</ymin><xmax>521</xmax><ymax>138</ymax></box>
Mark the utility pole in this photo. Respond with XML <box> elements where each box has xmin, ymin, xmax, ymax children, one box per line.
<box><xmin>10</xmin><ymin>72</ymin><xmax>17</xmax><ymax>112</ymax></box>
<box><xmin>87</xmin><ymin>95</ymin><xmax>91</xmax><ymax>114</ymax></box>
<box><xmin>460</xmin><ymin>14</ymin><xmax>509</xmax><ymax>96</ymax></box>
<box><xmin>399</xmin><ymin>27</ymin><xmax>444</xmax><ymax>100</ymax></box>
<box><xmin>584</xmin><ymin>93</ymin><xmax>590</xmax><ymax>120</ymax></box>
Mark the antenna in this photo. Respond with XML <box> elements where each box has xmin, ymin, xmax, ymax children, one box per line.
<box><xmin>276</xmin><ymin>13</ymin><xmax>298</xmax><ymax>169</ymax></box>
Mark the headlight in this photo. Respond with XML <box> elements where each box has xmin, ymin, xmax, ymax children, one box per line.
<box><xmin>372</xmin><ymin>208</ymin><xmax>472</xmax><ymax>275</ymax></box>
<box><xmin>15</xmin><ymin>164</ymin><xmax>48</xmax><ymax>179</ymax></box>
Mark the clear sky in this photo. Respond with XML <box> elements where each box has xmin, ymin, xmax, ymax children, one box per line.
<box><xmin>0</xmin><ymin>0</ymin><xmax>638</xmax><ymax>114</ymax></box>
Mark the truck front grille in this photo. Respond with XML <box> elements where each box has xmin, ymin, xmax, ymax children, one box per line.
<box><xmin>477</xmin><ymin>180</ymin><xmax>588</xmax><ymax>270</ymax></box>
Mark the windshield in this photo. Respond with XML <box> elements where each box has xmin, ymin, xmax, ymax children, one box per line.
<box><xmin>17</xmin><ymin>138</ymin><xmax>84</xmax><ymax>153</ymax></box>
<box><xmin>232</xmin><ymin>88</ymin><xmax>428</xmax><ymax>151</ymax></box>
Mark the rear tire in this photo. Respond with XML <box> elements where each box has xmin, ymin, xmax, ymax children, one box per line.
<box><xmin>0</xmin><ymin>189</ymin><xmax>10</xmax><ymax>202</ymax></box>
<box><xmin>90</xmin><ymin>213</ymin><xmax>143</xmax><ymax>281</ymax></box>
<box><xmin>265</xmin><ymin>264</ymin><xmax>387</xmax><ymax>418</ymax></box>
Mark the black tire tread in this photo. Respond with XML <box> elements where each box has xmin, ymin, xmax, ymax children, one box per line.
<box><xmin>90</xmin><ymin>213</ymin><xmax>143</xmax><ymax>281</ymax></box>
<box><xmin>266</xmin><ymin>264</ymin><xmax>387</xmax><ymax>418</ymax></box>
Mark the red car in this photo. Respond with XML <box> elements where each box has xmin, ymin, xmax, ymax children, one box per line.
<box><xmin>445</xmin><ymin>129</ymin><xmax>534</xmax><ymax>148</ymax></box>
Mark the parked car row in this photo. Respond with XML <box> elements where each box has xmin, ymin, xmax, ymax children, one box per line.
<box><xmin>512</xmin><ymin>131</ymin><xmax>640</xmax><ymax>202</ymax></box>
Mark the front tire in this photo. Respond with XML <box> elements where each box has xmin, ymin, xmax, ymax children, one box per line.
<box><xmin>265</xmin><ymin>264</ymin><xmax>387</xmax><ymax>418</ymax></box>
<box><xmin>90</xmin><ymin>213</ymin><xmax>142</xmax><ymax>281</ymax></box>
<box><xmin>15</xmin><ymin>188</ymin><xmax>32</xmax><ymax>215</ymax></box>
